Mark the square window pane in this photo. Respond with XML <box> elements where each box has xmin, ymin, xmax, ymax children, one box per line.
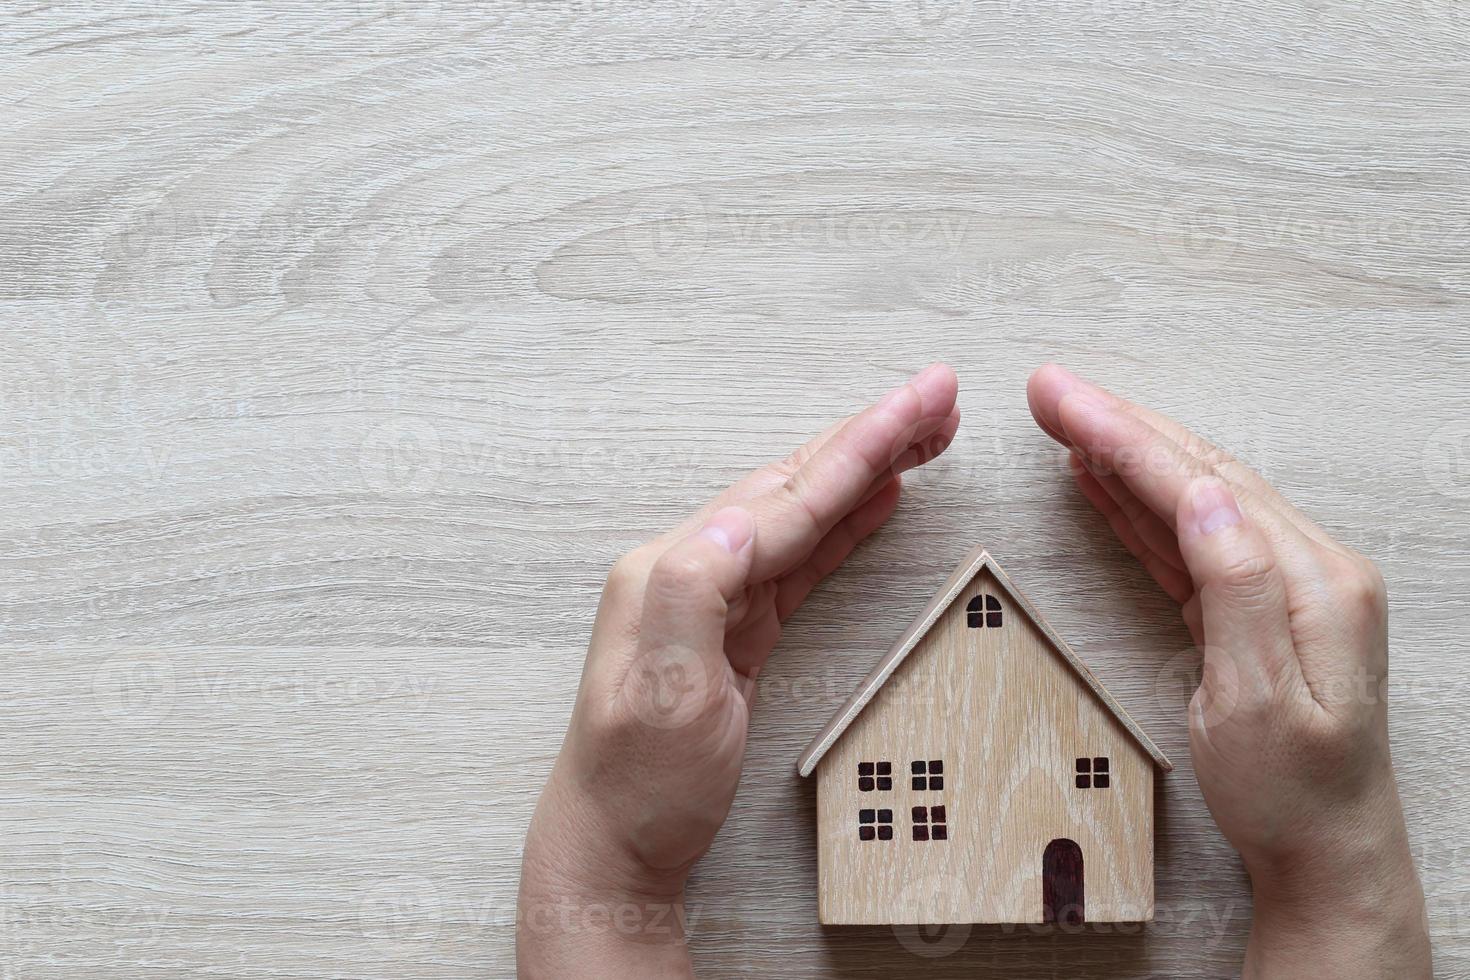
<box><xmin>967</xmin><ymin>612</ymin><xmax>984</xmax><ymax>628</ymax></box>
<box><xmin>913</xmin><ymin>826</ymin><xmax>930</xmax><ymax>842</ymax></box>
<box><xmin>930</xmin><ymin>776</ymin><xmax>943</xmax><ymax>791</ymax></box>
<box><xmin>933</xmin><ymin>824</ymin><xmax>948</xmax><ymax>840</ymax></box>
<box><xmin>1094</xmin><ymin>757</ymin><xmax>1109</xmax><ymax>773</ymax></box>
<box><xmin>1076</xmin><ymin>757</ymin><xmax>1091</xmax><ymax>772</ymax></box>
<box><xmin>859</xmin><ymin>809</ymin><xmax>875</xmax><ymax>823</ymax></box>
<box><xmin>929</xmin><ymin>760</ymin><xmax>943</xmax><ymax>774</ymax></box>
<box><xmin>877</xmin><ymin>825</ymin><xmax>892</xmax><ymax>840</ymax></box>
<box><xmin>911</xmin><ymin>760</ymin><xmax>925</xmax><ymax>774</ymax></box>
<box><xmin>859</xmin><ymin>777</ymin><xmax>874</xmax><ymax>792</ymax></box>
<box><xmin>1095</xmin><ymin>774</ymin><xmax>1110</xmax><ymax>789</ymax></box>
<box><xmin>876</xmin><ymin>762</ymin><xmax>891</xmax><ymax>775</ymax></box>
<box><xmin>877</xmin><ymin>809</ymin><xmax>892</xmax><ymax>823</ymax></box>
<box><xmin>931</xmin><ymin>805</ymin><xmax>946</xmax><ymax>823</ymax></box>
<box><xmin>858</xmin><ymin>762</ymin><xmax>874</xmax><ymax>776</ymax></box>
<box><xmin>859</xmin><ymin>826</ymin><xmax>875</xmax><ymax>841</ymax></box>
<box><xmin>875</xmin><ymin>776</ymin><xmax>892</xmax><ymax>791</ymax></box>
<box><xmin>912</xmin><ymin>806</ymin><xmax>927</xmax><ymax>822</ymax></box>
<box><xmin>986</xmin><ymin>612</ymin><xmax>1002</xmax><ymax>628</ymax></box>
<box><xmin>1076</xmin><ymin>774</ymin><xmax>1091</xmax><ymax>789</ymax></box>
<box><xmin>912</xmin><ymin>776</ymin><xmax>926</xmax><ymax>791</ymax></box>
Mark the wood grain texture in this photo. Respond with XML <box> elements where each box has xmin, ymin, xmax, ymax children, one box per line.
<box><xmin>1</xmin><ymin>1</ymin><xmax>1468</xmax><ymax>977</ymax></box>
<box><xmin>816</xmin><ymin>568</ymin><xmax>1154</xmax><ymax>925</ymax></box>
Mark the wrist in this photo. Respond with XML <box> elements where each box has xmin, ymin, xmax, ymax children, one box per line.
<box><xmin>524</xmin><ymin>764</ymin><xmax>693</xmax><ymax>900</ymax></box>
<box><xmin>517</xmin><ymin>772</ymin><xmax>694</xmax><ymax>979</ymax></box>
<box><xmin>1243</xmin><ymin>799</ymin><xmax>1430</xmax><ymax>978</ymax></box>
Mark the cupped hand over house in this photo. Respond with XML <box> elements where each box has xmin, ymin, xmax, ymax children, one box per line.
<box><xmin>518</xmin><ymin>365</ymin><xmax>960</xmax><ymax>979</ymax></box>
<box><xmin>1027</xmin><ymin>364</ymin><xmax>1431</xmax><ymax>978</ymax></box>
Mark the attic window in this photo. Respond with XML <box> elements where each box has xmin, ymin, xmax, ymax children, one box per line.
<box><xmin>966</xmin><ymin>594</ymin><xmax>1002</xmax><ymax>629</ymax></box>
<box><xmin>858</xmin><ymin>808</ymin><xmax>893</xmax><ymax>841</ymax></box>
<box><xmin>1075</xmin><ymin>756</ymin><xmax>1110</xmax><ymax>789</ymax></box>
<box><xmin>911</xmin><ymin>759</ymin><xmax>944</xmax><ymax>791</ymax></box>
<box><xmin>858</xmin><ymin>761</ymin><xmax>892</xmax><ymax>792</ymax></box>
<box><xmin>911</xmin><ymin>804</ymin><xmax>948</xmax><ymax>842</ymax></box>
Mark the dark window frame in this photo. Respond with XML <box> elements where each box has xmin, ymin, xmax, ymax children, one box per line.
<box><xmin>911</xmin><ymin>759</ymin><xmax>944</xmax><ymax>791</ymax></box>
<box><xmin>858</xmin><ymin>807</ymin><xmax>894</xmax><ymax>841</ymax></box>
<box><xmin>966</xmin><ymin>594</ymin><xmax>1003</xmax><ymax>629</ymax></box>
<box><xmin>858</xmin><ymin>760</ymin><xmax>893</xmax><ymax>792</ymax></box>
<box><xmin>1075</xmin><ymin>756</ymin><xmax>1110</xmax><ymax>789</ymax></box>
<box><xmin>911</xmin><ymin>804</ymin><xmax>949</xmax><ymax>841</ymax></box>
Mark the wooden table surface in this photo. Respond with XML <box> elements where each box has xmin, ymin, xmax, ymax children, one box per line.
<box><xmin>2</xmin><ymin>3</ymin><xmax>1467</xmax><ymax>977</ymax></box>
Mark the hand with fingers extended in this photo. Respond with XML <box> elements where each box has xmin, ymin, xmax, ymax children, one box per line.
<box><xmin>516</xmin><ymin>365</ymin><xmax>961</xmax><ymax>979</ymax></box>
<box><xmin>1027</xmin><ymin>364</ymin><xmax>1431</xmax><ymax>979</ymax></box>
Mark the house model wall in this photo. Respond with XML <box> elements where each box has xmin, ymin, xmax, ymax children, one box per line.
<box><xmin>797</xmin><ymin>549</ymin><xmax>1172</xmax><ymax>926</ymax></box>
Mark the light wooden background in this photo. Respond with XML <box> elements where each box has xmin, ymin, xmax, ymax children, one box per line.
<box><xmin>2</xmin><ymin>2</ymin><xmax>1467</xmax><ymax>977</ymax></box>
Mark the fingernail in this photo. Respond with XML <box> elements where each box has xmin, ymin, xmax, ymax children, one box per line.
<box><xmin>877</xmin><ymin>364</ymin><xmax>943</xmax><ymax>410</ymax></box>
<box><xmin>1191</xmin><ymin>478</ymin><xmax>1242</xmax><ymax>536</ymax></box>
<box><xmin>699</xmin><ymin>506</ymin><xmax>753</xmax><ymax>553</ymax></box>
<box><xmin>739</xmin><ymin>666</ymin><xmax>761</xmax><ymax>706</ymax></box>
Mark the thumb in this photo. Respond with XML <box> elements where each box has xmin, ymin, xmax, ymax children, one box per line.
<box><xmin>635</xmin><ymin>505</ymin><xmax>755</xmax><ymax>673</ymax></box>
<box><xmin>1176</xmin><ymin>477</ymin><xmax>1301</xmax><ymax>705</ymax></box>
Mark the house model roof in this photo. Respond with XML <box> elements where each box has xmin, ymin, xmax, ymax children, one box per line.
<box><xmin>796</xmin><ymin>547</ymin><xmax>1174</xmax><ymax>777</ymax></box>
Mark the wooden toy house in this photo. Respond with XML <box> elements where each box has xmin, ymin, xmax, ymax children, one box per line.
<box><xmin>797</xmin><ymin>548</ymin><xmax>1172</xmax><ymax>926</ymax></box>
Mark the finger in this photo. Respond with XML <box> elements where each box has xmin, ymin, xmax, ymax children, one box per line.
<box><xmin>1181</xmin><ymin>593</ymin><xmax>1204</xmax><ymax>645</ymax></box>
<box><xmin>1055</xmin><ymin>384</ymin><xmax>1322</xmax><ymax>576</ymax></box>
<box><xmin>724</xmin><ymin>597</ymin><xmax>784</xmax><ymax>682</ymax></box>
<box><xmin>1176</xmin><ymin>477</ymin><xmax>1307</xmax><ymax>702</ymax></box>
<box><xmin>744</xmin><ymin>363</ymin><xmax>958</xmax><ymax>580</ymax></box>
<box><xmin>1031</xmin><ymin>363</ymin><xmax>1343</xmax><ymax>553</ymax></box>
<box><xmin>853</xmin><ymin>406</ymin><xmax>959</xmax><ymax>505</ymax></box>
<box><xmin>1072</xmin><ymin>452</ymin><xmax>1188</xmax><ymax>571</ymax></box>
<box><xmin>667</xmin><ymin>379</ymin><xmax>954</xmax><ymax>547</ymax></box>
<box><xmin>637</xmin><ymin>507</ymin><xmax>756</xmax><ymax>666</ymax></box>
<box><xmin>1071</xmin><ymin>460</ymin><xmax>1194</xmax><ymax>604</ymax></box>
<box><xmin>707</xmin><ymin>417</ymin><xmax>853</xmax><ymax>513</ymax></box>
<box><xmin>774</xmin><ymin>476</ymin><xmax>904</xmax><ymax>621</ymax></box>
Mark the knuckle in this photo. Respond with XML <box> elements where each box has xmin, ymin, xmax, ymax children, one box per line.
<box><xmin>648</xmin><ymin>549</ymin><xmax>715</xmax><ymax>601</ymax></box>
<box><xmin>1183</xmin><ymin>431</ymin><xmax>1237</xmax><ymax>472</ymax></box>
<box><xmin>1328</xmin><ymin>552</ymin><xmax>1393</xmax><ymax>605</ymax></box>
<box><xmin>1216</xmin><ymin>552</ymin><xmax>1280</xmax><ymax>603</ymax></box>
<box><xmin>1292</xmin><ymin>710</ymin><xmax>1362</xmax><ymax>770</ymax></box>
<box><xmin>1322</xmin><ymin>554</ymin><xmax>1388</xmax><ymax>618</ymax></box>
<box><xmin>1293</xmin><ymin>708</ymin><xmax>1370</xmax><ymax>775</ymax></box>
<box><xmin>606</xmin><ymin>545</ymin><xmax>656</xmax><ymax>595</ymax></box>
<box><xmin>773</xmin><ymin>471</ymin><xmax>823</xmax><ymax>530</ymax></box>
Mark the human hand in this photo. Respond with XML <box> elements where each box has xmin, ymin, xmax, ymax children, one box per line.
<box><xmin>517</xmin><ymin>365</ymin><xmax>960</xmax><ymax>979</ymax></box>
<box><xmin>1027</xmin><ymin>364</ymin><xmax>1430</xmax><ymax>978</ymax></box>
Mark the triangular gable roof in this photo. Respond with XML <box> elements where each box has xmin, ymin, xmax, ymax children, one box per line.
<box><xmin>796</xmin><ymin>547</ymin><xmax>1173</xmax><ymax>776</ymax></box>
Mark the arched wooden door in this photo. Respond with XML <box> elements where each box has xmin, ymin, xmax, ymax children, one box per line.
<box><xmin>1042</xmin><ymin>838</ymin><xmax>1085</xmax><ymax>925</ymax></box>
